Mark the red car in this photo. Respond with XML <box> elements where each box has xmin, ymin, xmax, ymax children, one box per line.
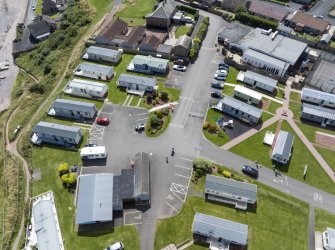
<box><xmin>96</xmin><ymin>117</ymin><xmax>110</xmax><ymax>126</ymax></box>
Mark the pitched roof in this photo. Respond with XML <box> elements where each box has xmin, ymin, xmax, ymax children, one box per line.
<box><xmin>218</xmin><ymin>22</ymin><xmax>253</xmax><ymax>43</ymax></box>
<box><xmin>146</xmin><ymin>0</ymin><xmax>176</xmax><ymax>19</ymax></box>
<box><xmin>51</xmin><ymin>98</ymin><xmax>96</xmax><ymax>113</ymax></box>
<box><xmin>192</xmin><ymin>213</ymin><xmax>248</xmax><ymax>245</ymax></box>
<box><xmin>244</xmin><ymin>70</ymin><xmax>278</xmax><ymax>88</ymax></box>
<box><xmin>139</xmin><ymin>35</ymin><xmax>161</xmax><ymax>50</ymax></box>
<box><xmin>86</xmin><ymin>46</ymin><xmax>121</xmax><ymax>59</ymax></box>
<box><xmin>175</xmin><ymin>35</ymin><xmax>192</xmax><ymax>49</ymax></box>
<box><xmin>272</xmin><ymin>130</ymin><xmax>294</xmax><ymax>160</ymax></box>
<box><xmin>125</xmin><ymin>26</ymin><xmax>145</xmax><ymax>46</ymax></box>
<box><xmin>76</xmin><ymin>173</ymin><xmax>114</xmax><ymax>224</ymax></box>
<box><xmin>32</xmin><ymin>121</ymin><xmax>82</xmax><ymax>139</ymax></box>
<box><xmin>248</xmin><ymin>1</ymin><xmax>287</xmax><ymax>22</ymax></box>
<box><xmin>134</xmin><ymin>152</ymin><xmax>150</xmax><ymax>198</ymax></box>
<box><xmin>98</xmin><ymin>18</ymin><xmax>128</xmax><ymax>40</ymax></box>
<box><xmin>301</xmin><ymin>103</ymin><xmax>335</xmax><ymax>120</ymax></box>
<box><xmin>234</xmin><ymin>85</ymin><xmax>263</xmax><ymax>100</ymax></box>
<box><xmin>27</xmin><ymin>20</ymin><xmax>51</xmax><ymax>38</ymax></box>
<box><xmin>291</xmin><ymin>11</ymin><xmax>329</xmax><ymax>32</ymax></box>
<box><xmin>119</xmin><ymin>74</ymin><xmax>157</xmax><ymax>87</ymax></box>
<box><xmin>301</xmin><ymin>87</ymin><xmax>335</xmax><ymax>103</ymax></box>
<box><xmin>217</xmin><ymin>96</ymin><xmax>263</xmax><ymax>118</ymax></box>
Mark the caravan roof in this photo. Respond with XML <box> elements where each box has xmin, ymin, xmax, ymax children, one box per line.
<box><xmin>80</xmin><ymin>146</ymin><xmax>106</xmax><ymax>157</ymax></box>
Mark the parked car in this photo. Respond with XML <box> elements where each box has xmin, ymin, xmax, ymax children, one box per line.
<box><xmin>182</xmin><ymin>16</ymin><xmax>195</xmax><ymax>24</ymax></box>
<box><xmin>32</xmin><ymin>5</ymin><xmax>36</xmax><ymax>10</ymax></box>
<box><xmin>85</xmin><ymin>143</ymin><xmax>97</xmax><ymax>147</ymax></box>
<box><xmin>242</xmin><ymin>165</ymin><xmax>259</xmax><ymax>178</ymax></box>
<box><xmin>104</xmin><ymin>242</ymin><xmax>124</xmax><ymax>250</ymax></box>
<box><xmin>174</xmin><ymin>59</ymin><xmax>185</xmax><ymax>65</ymax></box>
<box><xmin>211</xmin><ymin>81</ymin><xmax>224</xmax><ymax>89</ymax></box>
<box><xmin>173</xmin><ymin>65</ymin><xmax>187</xmax><ymax>72</ymax></box>
<box><xmin>216</xmin><ymin>70</ymin><xmax>228</xmax><ymax>76</ymax></box>
<box><xmin>214</xmin><ymin>74</ymin><xmax>226</xmax><ymax>81</ymax></box>
<box><xmin>218</xmin><ymin>61</ymin><xmax>229</xmax><ymax>68</ymax></box>
<box><xmin>135</xmin><ymin>123</ymin><xmax>145</xmax><ymax>132</ymax></box>
<box><xmin>299</xmin><ymin>4</ymin><xmax>310</xmax><ymax>10</ymax></box>
<box><xmin>218</xmin><ymin>64</ymin><xmax>229</xmax><ymax>71</ymax></box>
<box><xmin>96</xmin><ymin>117</ymin><xmax>110</xmax><ymax>126</ymax></box>
<box><xmin>211</xmin><ymin>91</ymin><xmax>222</xmax><ymax>98</ymax></box>
<box><xmin>0</xmin><ymin>75</ymin><xmax>6</xmax><ymax>80</ymax></box>
<box><xmin>313</xmin><ymin>14</ymin><xmax>324</xmax><ymax>19</ymax></box>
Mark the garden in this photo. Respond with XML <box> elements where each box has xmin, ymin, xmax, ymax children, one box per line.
<box><xmin>146</xmin><ymin>106</ymin><xmax>171</xmax><ymax>137</ymax></box>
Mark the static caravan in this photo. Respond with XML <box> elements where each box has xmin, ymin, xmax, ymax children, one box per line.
<box><xmin>323</xmin><ymin>227</ymin><xmax>335</xmax><ymax>250</ymax></box>
<box><xmin>301</xmin><ymin>87</ymin><xmax>335</xmax><ymax>108</ymax></box>
<box><xmin>80</xmin><ymin>146</ymin><xmax>107</xmax><ymax>160</ymax></box>
<box><xmin>242</xmin><ymin>70</ymin><xmax>278</xmax><ymax>93</ymax></box>
<box><xmin>48</xmin><ymin>99</ymin><xmax>97</xmax><ymax>120</ymax></box>
<box><xmin>127</xmin><ymin>55</ymin><xmax>169</xmax><ymax>75</ymax></box>
<box><xmin>301</xmin><ymin>103</ymin><xmax>335</xmax><ymax>127</ymax></box>
<box><xmin>63</xmin><ymin>79</ymin><xmax>108</xmax><ymax>99</ymax></box>
<box><xmin>234</xmin><ymin>85</ymin><xmax>263</xmax><ymax>105</ymax></box>
<box><xmin>82</xmin><ymin>46</ymin><xmax>122</xmax><ymax>63</ymax></box>
<box><xmin>117</xmin><ymin>74</ymin><xmax>157</xmax><ymax>97</ymax></box>
<box><xmin>74</xmin><ymin>63</ymin><xmax>114</xmax><ymax>81</ymax></box>
<box><xmin>271</xmin><ymin>130</ymin><xmax>294</xmax><ymax>164</ymax></box>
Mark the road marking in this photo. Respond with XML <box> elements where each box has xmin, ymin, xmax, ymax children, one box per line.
<box><xmin>175</xmin><ymin>164</ymin><xmax>192</xmax><ymax>170</ymax></box>
<box><xmin>313</xmin><ymin>193</ymin><xmax>323</xmax><ymax>203</ymax></box>
<box><xmin>137</xmin><ymin>98</ymin><xmax>142</xmax><ymax>107</ymax></box>
<box><xmin>170</xmin><ymin>183</ymin><xmax>188</xmax><ymax>195</ymax></box>
<box><xmin>166</xmin><ymin>202</ymin><xmax>179</xmax><ymax>213</ymax></box>
<box><xmin>137</xmin><ymin>113</ymin><xmax>148</xmax><ymax>116</ymax></box>
<box><xmin>182</xmin><ymin>100</ymin><xmax>194</xmax><ymax>127</ymax></box>
<box><xmin>175</xmin><ymin>173</ymin><xmax>189</xmax><ymax>179</ymax></box>
<box><xmin>285</xmin><ymin>176</ymin><xmax>288</xmax><ymax>187</ymax></box>
<box><xmin>99</xmin><ymin>111</ymin><xmax>113</xmax><ymax>115</ymax></box>
<box><xmin>189</xmin><ymin>112</ymin><xmax>205</xmax><ymax>118</ymax></box>
<box><xmin>185</xmin><ymin>168</ymin><xmax>193</xmax><ymax>202</ymax></box>
<box><xmin>180</xmin><ymin>157</ymin><xmax>192</xmax><ymax>162</ymax></box>
<box><xmin>166</xmin><ymin>195</ymin><xmax>173</xmax><ymax>200</ymax></box>
<box><xmin>180</xmin><ymin>96</ymin><xmax>193</xmax><ymax>101</ymax></box>
<box><xmin>89</xmin><ymin>125</ymin><xmax>105</xmax><ymax>140</ymax></box>
<box><xmin>135</xmin><ymin>118</ymin><xmax>147</xmax><ymax>121</ymax></box>
<box><xmin>170</xmin><ymin>123</ymin><xmax>184</xmax><ymax>128</ymax></box>
<box><xmin>123</xmin><ymin>95</ymin><xmax>130</xmax><ymax>106</ymax></box>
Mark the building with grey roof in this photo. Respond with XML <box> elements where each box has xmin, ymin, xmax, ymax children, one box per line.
<box><xmin>83</xmin><ymin>46</ymin><xmax>122</xmax><ymax>63</ymax></box>
<box><xmin>242</xmin><ymin>70</ymin><xmax>278</xmax><ymax>93</ymax></box>
<box><xmin>146</xmin><ymin>0</ymin><xmax>177</xmax><ymax>30</ymax></box>
<box><xmin>118</xmin><ymin>74</ymin><xmax>157</xmax><ymax>96</ymax></box>
<box><xmin>63</xmin><ymin>79</ymin><xmax>108</xmax><ymax>99</ymax></box>
<box><xmin>205</xmin><ymin>174</ymin><xmax>257</xmax><ymax>210</ymax></box>
<box><xmin>173</xmin><ymin>35</ymin><xmax>192</xmax><ymax>57</ymax></box>
<box><xmin>301</xmin><ymin>87</ymin><xmax>335</xmax><ymax>109</ymax></box>
<box><xmin>192</xmin><ymin>213</ymin><xmax>248</xmax><ymax>247</ymax></box>
<box><xmin>301</xmin><ymin>103</ymin><xmax>335</xmax><ymax>128</ymax></box>
<box><xmin>76</xmin><ymin>173</ymin><xmax>114</xmax><ymax>225</ymax></box>
<box><xmin>30</xmin><ymin>191</ymin><xmax>64</xmax><ymax>250</ymax></box>
<box><xmin>74</xmin><ymin>63</ymin><xmax>114</xmax><ymax>81</ymax></box>
<box><xmin>213</xmin><ymin>96</ymin><xmax>262</xmax><ymax>125</ymax></box>
<box><xmin>271</xmin><ymin>130</ymin><xmax>294</xmax><ymax>164</ymax></box>
<box><xmin>31</xmin><ymin>121</ymin><xmax>83</xmax><ymax>146</ymax></box>
<box><xmin>48</xmin><ymin>98</ymin><xmax>97</xmax><ymax>120</ymax></box>
<box><xmin>323</xmin><ymin>227</ymin><xmax>335</xmax><ymax>250</ymax></box>
<box><xmin>139</xmin><ymin>35</ymin><xmax>161</xmax><ymax>52</ymax></box>
<box><xmin>127</xmin><ymin>55</ymin><xmax>169</xmax><ymax>75</ymax></box>
<box><xmin>217</xmin><ymin>22</ymin><xmax>253</xmax><ymax>46</ymax></box>
<box><xmin>248</xmin><ymin>1</ymin><xmax>288</xmax><ymax>22</ymax></box>
<box><xmin>157</xmin><ymin>44</ymin><xmax>173</xmax><ymax>55</ymax></box>
<box><xmin>133</xmin><ymin>152</ymin><xmax>150</xmax><ymax>201</ymax></box>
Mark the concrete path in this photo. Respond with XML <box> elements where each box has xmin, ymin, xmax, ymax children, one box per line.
<box><xmin>177</xmin><ymin>240</ymin><xmax>195</xmax><ymax>250</ymax></box>
<box><xmin>308</xmin><ymin>206</ymin><xmax>316</xmax><ymax>250</ymax></box>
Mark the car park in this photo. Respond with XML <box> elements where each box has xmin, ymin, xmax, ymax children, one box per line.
<box><xmin>96</xmin><ymin>117</ymin><xmax>110</xmax><ymax>126</ymax></box>
<box><xmin>104</xmin><ymin>242</ymin><xmax>124</xmax><ymax>250</ymax></box>
<box><xmin>211</xmin><ymin>91</ymin><xmax>222</xmax><ymax>98</ymax></box>
<box><xmin>214</xmin><ymin>74</ymin><xmax>226</xmax><ymax>81</ymax></box>
<box><xmin>135</xmin><ymin>123</ymin><xmax>145</xmax><ymax>132</ymax></box>
<box><xmin>216</xmin><ymin>70</ymin><xmax>228</xmax><ymax>76</ymax></box>
<box><xmin>211</xmin><ymin>81</ymin><xmax>224</xmax><ymax>89</ymax></box>
<box><xmin>173</xmin><ymin>65</ymin><xmax>187</xmax><ymax>72</ymax></box>
<box><xmin>242</xmin><ymin>165</ymin><xmax>259</xmax><ymax>178</ymax></box>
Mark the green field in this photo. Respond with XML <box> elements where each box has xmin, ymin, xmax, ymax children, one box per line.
<box><xmin>289</xmin><ymin>101</ymin><xmax>301</xmax><ymax>119</ymax></box>
<box><xmin>317</xmin><ymin>147</ymin><xmax>335</xmax><ymax>172</ymax></box>
<box><xmin>116</xmin><ymin>0</ymin><xmax>156</xmax><ymax>19</ymax></box>
<box><xmin>290</xmin><ymin>91</ymin><xmax>301</xmax><ymax>102</ymax></box>
<box><xmin>264</xmin><ymin>99</ymin><xmax>282</xmax><ymax>114</ymax></box>
<box><xmin>315</xmin><ymin>208</ymin><xmax>335</xmax><ymax>231</ymax></box>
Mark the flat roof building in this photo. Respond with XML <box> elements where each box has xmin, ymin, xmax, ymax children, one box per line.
<box><xmin>271</xmin><ymin>130</ymin><xmax>294</xmax><ymax>164</ymax></box>
<box><xmin>301</xmin><ymin>87</ymin><xmax>335</xmax><ymax>109</ymax></box>
<box><xmin>301</xmin><ymin>103</ymin><xmax>335</xmax><ymax>128</ymax></box>
<box><xmin>74</xmin><ymin>63</ymin><xmax>114</xmax><ymax>81</ymax></box>
<box><xmin>217</xmin><ymin>22</ymin><xmax>253</xmax><ymax>45</ymax></box>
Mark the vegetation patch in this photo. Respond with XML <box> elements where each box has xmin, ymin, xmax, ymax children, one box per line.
<box><xmin>189</xmin><ymin>17</ymin><xmax>209</xmax><ymax>62</ymax></box>
<box><xmin>225</xmin><ymin>67</ymin><xmax>239</xmax><ymax>84</ymax></box>
<box><xmin>315</xmin><ymin>208</ymin><xmax>335</xmax><ymax>231</ymax></box>
<box><xmin>175</xmin><ymin>25</ymin><xmax>192</xmax><ymax>39</ymax></box>
<box><xmin>146</xmin><ymin>108</ymin><xmax>171</xmax><ymax>137</ymax></box>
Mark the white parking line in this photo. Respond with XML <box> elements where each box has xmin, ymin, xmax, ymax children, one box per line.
<box><xmin>183</xmin><ymin>100</ymin><xmax>194</xmax><ymax>127</ymax></box>
<box><xmin>175</xmin><ymin>173</ymin><xmax>189</xmax><ymax>179</ymax></box>
<box><xmin>135</xmin><ymin>118</ymin><xmax>147</xmax><ymax>121</ymax></box>
<box><xmin>166</xmin><ymin>202</ymin><xmax>179</xmax><ymax>213</ymax></box>
<box><xmin>180</xmin><ymin>96</ymin><xmax>193</xmax><ymax>101</ymax></box>
<box><xmin>175</xmin><ymin>164</ymin><xmax>192</xmax><ymax>170</ymax></box>
<box><xmin>170</xmin><ymin>123</ymin><xmax>184</xmax><ymax>128</ymax></box>
<box><xmin>99</xmin><ymin>112</ymin><xmax>113</xmax><ymax>115</ymax></box>
<box><xmin>180</xmin><ymin>157</ymin><xmax>192</xmax><ymax>162</ymax></box>
<box><xmin>137</xmin><ymin>113</ymin><xmax>148</xmax><ymax>116</ymax></box>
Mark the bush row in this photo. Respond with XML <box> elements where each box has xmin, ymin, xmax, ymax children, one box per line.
<box><xmin>235</xmin><ymin>12</ymin><xmax>278</xmax><ymax>30</ymax></box>
<box><xmin>189</xmin><ymin>16</ymin><xmax>210</xmax><ymax>62</ymax></box>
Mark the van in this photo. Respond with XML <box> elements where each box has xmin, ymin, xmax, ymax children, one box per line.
<box><xmin>80</xmin><ymin>146</ymin><xmax>107</xmax><ymax>160</ymax></box>
<box><xmin>104</xmin><ymin>242</ymin><xmax>124</xmax><ymax>250</ymax></box>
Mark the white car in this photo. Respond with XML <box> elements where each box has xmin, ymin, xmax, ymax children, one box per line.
<box><xmin>32</xmin><ymin>5</ymin><xmax>36</xmax><ymax>10</ymax></box>
<box><xmin>104</xmin><ymin>242</ymin><xmax>124</xmax><ymax>250</ymax></box>
<box><xmin>182</xmin><ymin>16</ymin><xmax>195</xmax><ymax>24</ymax></box>
<box><xmin>173</xmin><ymin>65</ymin><xmax>187</xmax><ymax>72</ymax></box>
<box><xmin>0</xmin><ymin>75</ymin><xmax>6</xmax><ymax>80</ymax></box>
<box><xmin>215</xmin><ymin>70</ymin><xmax>228</xmax><ymax>76</ymax></box>
<box><xmin>214</xmin><ymin>74</ymin><xmax>226</xmax><ymax>81</ymax></box>
<box><xmin>313</xmin><ymin>14</ymin><xmax>324</xmax><ymax>19</ymax></box>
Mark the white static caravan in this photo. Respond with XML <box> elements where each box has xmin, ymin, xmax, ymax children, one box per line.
<box><xmin>83</xmin><ymin>46</ymin><xmax>122</xmax><ymax>64</ymax></box>
<box><xmin>63</xmin><ymin>79</ymin><xmax>108</xmax><ymax>99</ymax></box>
<box><xmin>301</xmin><ymin>87</ymin><xmax>335</xmax><ymax>109</ymax></box>
<box><xmin>74</xmin><ymin>63</ymin><xmax>114</xmax><ymax>81</ymax></box>
<box><xmin>323</xmin><ymin>227</ymin><xmax>335</xmax><ymax>250</ymax></box>
<box><xmin>80</xmin><ymin>146</ymin><xmax>107</xmax><ymax>160</ymax></box>
<box><xmin>234</xmin><ymin>85</ymin><xmax>263</xmax><ymax>105</ymax></box>
<box><xmin>242</xmin><ymin>70</ymin><xmax>278</xmax><ymax>93</ymax></box>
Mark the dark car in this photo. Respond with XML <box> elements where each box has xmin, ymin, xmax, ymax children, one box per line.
<box><xmin>211</xmin><ymin>81</ymin><xmax>224</xmax><ymax>89</ymax></box>
<box><xmin>218</xmin><ymin>65</ymin><xmax>229</xmax><ymax>71</ymax></box>
<box><xmin>218</xmin><ymin>61</ymin><xmax>229</xmax><ymax>68</ymax></box>
<box><xmin>174</xmin><ymin>59</ymin><xmax>185</xmax><ymax>65</ymax></box>
<box><xmin>242</xmin><ymin>165</ymin><xmax>259</xmax><ymax>178</ymax></box>
<box><xmin>85</xmin><ymin>143</ymin><xmax>97</xmax><ymax>147</ymax></box>
<box><xmin>96</xmin><ymin>117</ymin><xmax>110</xmax><ymax>126</ymax></box>
<box><xmin>211</xmin><ymin>91</ymin><xmax>222</xmax><ymax>98</ymax></box>
<box><xmin>135</xmin><ymin>123</ymin><xmax>145</xmax><ymax>132</ymax></box>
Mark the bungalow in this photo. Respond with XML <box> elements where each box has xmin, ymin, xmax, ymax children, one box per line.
<box><xmin>301</xmin><ymin>103</ymin><xmax>335</xmax><ymax>127</ymax></box>
<box><xmin>146</xmin><ymin>0</ymin><xmax>177</xmax><ymax>30</ymax></box>
<box><xmin>27</xmin><ymin>16</ymin><xmax>57</xmax><ymax>41</ymax></box>
<box><xmin>139</xmin><ymin>35</ymin><xmax>161</xmax><ymax>52</ymax></box>
<box><xmin>213</xmin><ymin>96</ymin><xmax>263</xmax><ymax>125</ymax></box>
<box><xmin>241</xmin><ymin>70</ymin><xmax>278</xmax><ymax>93</ymax></box>
<box><xmin>173</xmin><ymin>35</ymin><xmax>192</xmax><ymax>57</ymax></box>
<box><xmin>323</xmin><ymin>227</ymin><xmax>335</xmax><ymax>250</ymax></box>
<box><xmin>31</xmin><ymin>121</ymin><xmax>83</xmax><ymax>146</ymax></box>
<box><xmin>42</xmin><ymin>0</ymin><xmax>66</xmax><ymax>15</ymax></box>
<box><xmin>205</xmin><ymin>174</ymin><xmax>257</xmax><ymax>210</ymax></box>
<box><xmin>271</xmin><ymin>130</ymin><xmax>294</xmax><ymax>164</ymax></box>
<box><xmin>82</xmin><ymin>46</ymin><xmax>122</xmax><ymax>64</ymax></box>
<box><xmin>118</xmin><ymin>74</ymin><xmax>157</xmax><ymax>97</ymax></box>
<box><xmin>95</xmin><ymin>18</ymin><xmax>128</xmax><ymax>45</ymax></box>
<box><xmin>47</xmin><ymin>99</ymin><xmax>97</xmax><ymax>120</ymax></box>
<box><xmin>301</xmin><ymin>87</ymin><xmax>335</xmax><ymax>109</ymax></box>
<box><xmin>63</xmin><ymin>79</ymin><xmax>108</xmax><ymax>99</ymax></box>
<box><xmin>248</xmin><ymin>1</ymin><xmax>288</xmax><ymax>22</ymax></box>
<box><xmin>234</xmin><ymin>85</ymin><xmax>263</xmax><ymax>105</ymax></box>
<box><xmin>192</xmin><ymin>213</ymin><xmax>248</xmax><ymax>248</ymax></box>
<box><xmin>74</xmin><ymin>63</ymin><xmax>114</xmax><ymax>81</ymax></box>
<box><xmin>127</xmin><ymin>55</ymin><xmax>169</xmax><ymax>75</ymax></box>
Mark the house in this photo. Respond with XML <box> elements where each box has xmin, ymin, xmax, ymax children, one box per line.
<box><xmin>117</xmin><ymin>74</ymin><xmax>157</xmax><ymax>97</ymax></box>
<box><xmin>139</xmin><ymin>35</ymin><xmax>161</xmax><ymax>52</ymax></box>
<box><xmin>157</xmin><ymin>44</ymin><xmax>173</xmax><ymax>55</ymax></box>
<box><xmin>95</xmin><ymin>18</ymin><xmax>128</xmax><ymax>45</ymax></box>
<box><xmin>74</xmin><ymin>63</ymin><xmax>114</xmax><ymax>81</ymax></box>
<box><xmin>222</xmin><ymin>0</ymin><xmax>247</xmax><ymax>11</ymax></box>
<box><xmin>127</xmin><ymin>55</ymin><xmax>169</xmax><ymax>75</ymax></box>
<box><xmin>29</xmin><ymin>191</ymin><xmax>64</xmax><ymax>250</ymax></box>
<box><xmin>234</xmin><ymin>85</ymin><xmax>263</xmax><ymax>105</ymax></box>
<box><xmin>287</xmin><ymin>11</ymin><xmax>330</xmax><ymax>36</ymax></box>
<box><xmin>217</xmin><ymin>22</ymin><xmax>253</xmax><ymax>46</ymax></box>
<box><xmin>205</xmin><ymin>174</ymin><xmax>257</xmax><ymax>210</ymax></box>
<box><xmin>47</xmin><ymin>99</ymin><xmax>97</xmax><ymax>120</ymax></box>
<box><xmin>173</xmin><ymin>35</ymin><xmax>192</xmax><ymax>57</ymax></box>
<box><xmin>192</xmin><ymin>213</ymin><xmax>248</xmax><ymax>248</ymax></box>
<box><xmin>301</xmin><ymin>88</ymin><xmax>335</xmax><ymax>108</ymax></box>
<box><xmin>42</xmin><ymin>0</ymin><xmax>65</xmax><ymax>14</ymax></box>
<box><xmin>146</xmin><ymin>0</ymin><xmax>177</xmax><ymax>30</ymax></box>
<box><xmin>248</xmin><ymin>1</ymin><xmax>288</xmax><ymax>22</ymax></box>
<box><xmin>323</xmin><ymin>227</ymin><xmax>335</xmax><ymax>250</ymax></box>
<box><xmin>213</xmin><ymin>96</ymin><xmax>262</xmax><ymax>125</ymax></box>
<box><xmin>241</xmin><ymin>70</ymin><xmax>278</xmax><ymax>93</ymax></box>
<box><xmin>111</xmin><ymin>26</ymin><xmax>146</xmax><ymax>49</ymax></box>
<box><xmin>75</xmin><ymin>173</ymin><xmax>114</xmax><ymax>225</ymax></box>
<box><xmin>63</xmin><ymin>79</ymin><xmax>108</xmax><ymax>99</ymax></box>
<box><xmin>31</xmin><ymin>121</ymin><xmax>83</xmax><ymax>146</ymax></box>
<box><xmin>82</xmin><ymin>46</ymin><xmax>122</xmax><ymax>63</ymax></box>
<box><xmin>301</xmin><ymin>103</ymin><xmax>335</xmax><ymax>127</ymax></box>
<box><xmin>27</xmin><ymin>16</ymin><xmax>57</xmax><ymax>41</ymax></box>
<box><xmin>271</xmin><ymin>130</ymin><xmax>294</xmax><ymax>164</ymax></box>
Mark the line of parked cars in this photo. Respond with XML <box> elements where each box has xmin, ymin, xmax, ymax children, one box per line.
<box><xmin>210</xmin><ymin>61</ymin><xmax>230</xmax><ymax>98</ymax></box>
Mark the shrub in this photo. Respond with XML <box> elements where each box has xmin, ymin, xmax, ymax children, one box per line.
<box><xmin>235</xmin><ymin>12</ymin><xmax>278</xmax><ymax>30</ymax></box>
<box><xmin>176</xmin><ymin>5</ymin><xmax>197</xmax><ymax>15</ymax></box>
<box><xmin>203</xmin><ymin>122</ymin><xmax>210</xmax><ymax>130</ymax></box>
<box><xmin>193</xmin><ymin>158</ymin><xmax>212</xmax><ymax>175</ymax></box>
<box><xmin>156</xmin><ymin>111</ymin><xmax>163</xmax><ymax>119</ymax></box>
<box><xmin>150</xmin><ymin>114</ymin><xmax>161</xmax><ymax>127</ymax></box>
<box><xmin>61</xmin><ymin>173</ymin><xmax>77</xmax><ymax>187</ymax></box>
<box><xmin>208</xmin><ymin>124</ymin><xmax>218</xmax><ymax>134</ymax></box>
<box><xmin>160</xmin><ymin>91</ymin><xmax>169</xmax><ymax>102</ymax></box>
<box><xmin>29</xmin><ymin>83</ymin><xmax>45</xmax><ymax>94</ymax></box>
<box><xmin>222</xmin><ymin>170</ymin><xmax>232</xmax><ymax>178</ymax></box>
<box><xmin>58</xmin><ymin>163</ymin><xmax>69</xmax><ymax>176</ymax></box>
<box><xmin>43</xmin><ymin>64</ymin><xmax>52</xmax><ymax>75</ymax></box>
<box><xmin>195</xmin><ymin>168</ymin><xmax>203</xmax><ymax>178</ymax></box>
<box><xmin>161</xmin><ymin>108</ymin><xmax>169</xmax><ymax>116</ymax></box>
<box><xmin>234</xmin><ymin>4</ymin><xmax>247</xmax><ymax>13</ymax></box>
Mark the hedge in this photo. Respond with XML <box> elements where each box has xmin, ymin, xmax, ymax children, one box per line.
<box><xmin>189</xmin><ymin>16</ymin><xmax>210</xmax><ymax>62</ymax></box>
<box><xmin>235</xmin><ymin>12</ymin><xmax>278</xmax><ymax>30</ymax></box>
<box><xmin>176</xmin><ymin>5</ymin><xmax>197</xmax><ymax>15</ymax></box>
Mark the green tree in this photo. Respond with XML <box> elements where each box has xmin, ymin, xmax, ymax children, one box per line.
<box><xmin>150</xmin><ymin>114</ymin><xmax>161</xmax><ymax>128</ymax></box>
<box><xmin>193</xmin><ymin>158</ymin><xmax>212</xmax><ymax>174</ymax></box>
<box><xmin>58</xmin><ymin>163</ymin><xmax>69</xmax><ymax>176</ymax></box>
<box><xmin>234</xmin><ymin>4</ymin><xmax>247</xmax><ymax>14</ymax></box>
<box><xmin>160</xmin><ymin>91</ymin><xmax>169</xmax><ymax>102</ymax></box>
<box><xmin>61</xmin><ymin>173</ymin><xmax>77</xmax><ymax>186</ymax></box>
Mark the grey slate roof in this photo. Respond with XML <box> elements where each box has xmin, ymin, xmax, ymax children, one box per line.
<box><xmin>146</xmin><ymin>0</ymin><xmax>176</xmax><ymax>19</ymax></box>
<box><xmin>301</xmin><ymin>103</ymin><xmax>335</xmax><ymax>120</ymax></box>
<box><xmin>218</xmin><ymin>22</ymin><xmax>253</xmax><ymax>43</ymax></box>
<box><xmin>175</xmin><ymin>35</ymin><xmax>192</xmax><ymax>49</ymax></box>
<box><xmin>119</xmin><ymin>74</ymin><xmax>157</xmax><ymax>87</ymax></box>
<box><xmin>134</xmin><ymin>152</ymin><xmax>150</xmax><ymax>198</ymax></box>
<box><xmin>32</xmin><ymin>121</ymin><xmax>82</xmax><ymax>139</ymax></box>
<box><xmin>205</xmin><ymin>175</ymin><xmax>257</xmax><ymax>202</ymax></box>
<box><xmin>51</xmin><ymin>98</ymin><xmax>96</xmax><ymax>113</ymax></box>
<box><xmin>132</xmin><ymin>55</ymin><xmax>169</xmax><ymax>69</ymax></box>
<box><xmin>76</xmin><ymin>63</ymin><xmax>113</xmax><ymax>76</ymax></box>
<box><xmin>76</xmin><ymin>173</ymin><xmax>114</xmax><ymax>224</ymax></box>
<box><xmin>301</xmin><ymin>87</ymin><xmax>335</xmax><ymax>103</ymax></box>
<box><xmin>244</xmin><ymin>70</ymin><xmax>278</xmax><ymax>88</ymax></box>
<box><xmin>219</xmin><ymin>96</ymin><xmax>263</xmax><ymax>118</ymax></box>
<box><xmin>192</xmin><ymin>213</ymin><xmax>248</xmax><ymax>245</ymax></box>
<box><xmin>272</xmin><ymin>130</ymin><xmax>294</xmax><ymax>160</ymax></box>
<box><xmin>86</xmin><ymin>46</ymin><xmax>121</xmax><ymax>59</ymax></box>
<box><xmin>27</xmin><ymin>20</ymin><xmax>51</xmax><ymax>38</ymax></box>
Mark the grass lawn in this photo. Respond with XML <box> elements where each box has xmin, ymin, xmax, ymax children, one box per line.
<box><xmin>129</xmin><ymin>95</ymin><xmax>141</xmax><ymax>106</ymax></box>
<box><xmin>35</xmin><ymin>0</ymin><xmax>43</xmax><ymax>15</ymax></box>
<box><xmin>264</xmin><ymin>99</ymin><xmax>282</xmax><ymax>114</ymax></box>
<box><xmin>203</xmin><ymin>109</ymin><xmax>230</xmax><ymax>146</ymax></box>
<box><xmin>295</xmin><ymin>121</ymin><xmax>335</xmax><ymax>143</ymax></box>
<box><xmin>230</xmin><ymin>120</ymin><xmax>335</xmax><ymax>194</ymax></box>
<box><xmin>175</xmin><ymin>25</ymin><xmax>192</xmax><ymax>38</ymax></box>
<box><xmin>155</xmin><ymin>191</ymin><xmax>308</xmax><ymax>250</ymax></box>
<box><xmin>261</xmin><ymin>111</ymin><xmax>274</xmax><ymax>122</ymax></box>
<box><xmin>316</xmin><ymin>147</ymin><xmax>335</xmax><ymax>172</ymax></box>
<box><xmin>222</xmin><ymin>85</ymin><xmax>234</xmax><ymax>96</ymax></box>
<box><xmin>88</xmin><ymin>0</ymin><xmax>114</xmax><ymax>20</ymax></box>
<box><xmin>225</xmin><ymin>67</ymin><xmax>239</xmax><ymax>84</ymax></box>
<box><xmin>118</xmin><ymin>17</ymin><xmax>145</xmax><ymax>26</ymax></box>
<box><xmin>158</xmin><ymin>82</ymin><xmax>181</xmax><ymax>102</ymax></box>
<box><xmin>290</xmin><ymin>91</ymin><xmax>301</xmax><ymax>102</ymax></box>
<box><xmin>315</xmin><ymin>208</ymin><xmax>335</xmax><ymax>231</ymax></box>
<box><xmin>289</xmin><ymin>101</ymin><xmax>301</xmax><ymax>119</ymax></box>
<box><xmin>277</xmin><ymin>82</ymin><xmax>286</xmax><ymax>89</ymax></box>
<box><xmin>116</xmin><ymin>0</ymin><xmax>156</xmax><ymax>19</ymax></box>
